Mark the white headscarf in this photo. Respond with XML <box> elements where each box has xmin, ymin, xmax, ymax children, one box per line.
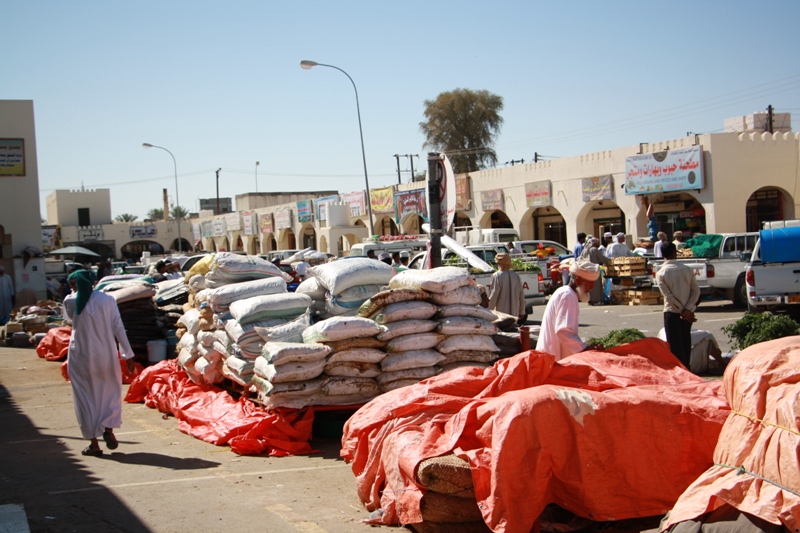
<box><xmin>569</xmin><ymin>261</ymin><xmax>600</xmax><ymax>281</ymax></box>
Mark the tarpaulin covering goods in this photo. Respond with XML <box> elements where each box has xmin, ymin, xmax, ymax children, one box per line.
<box><xmin>341</xmin><ymin>338</ymin><xmax>730</xmax><ymax>533</ymax></box>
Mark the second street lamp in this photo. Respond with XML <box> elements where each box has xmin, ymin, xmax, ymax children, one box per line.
<box><xmin>300</xmin><ymin>60</ymin><xmax>375</xmax><ymax>238</ymax></box>
<box><xmin>142</xmin><ymin>143</ymin><xmax>182</xmax><ymax>252</ymax></box>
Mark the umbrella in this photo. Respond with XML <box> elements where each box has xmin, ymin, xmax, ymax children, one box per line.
<box><xmin>48</xmin><ymin>246</ymin><xmax>101</xmax><ymax>257</ymax></box>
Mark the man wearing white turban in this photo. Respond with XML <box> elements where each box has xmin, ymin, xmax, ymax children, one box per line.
<box><xmin>535</xmin><ymin>261</ymin><xmax>600</xmax><ymax>360</ymax></box>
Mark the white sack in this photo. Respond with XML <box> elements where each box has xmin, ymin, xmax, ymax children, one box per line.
<box><xmin>310</xmin><ymin>257</ymin><xmax>393</xmax><ymax>295</ymax></box>
<box><xmin>323</xmin><ymin>361</ymin><xmax>381</xmax><ymax>378</ymax></box>
<box><xmin>436</xmin><ymin>317</ymin><xmax>498</xmax><ymax>336</ymax></box>
<box><xmin>428</xmin><ymin>284</ymin><xmax>482</xmax><ymax>306</ymax></box>
<box><xmin>254</xmin><ymin>312</ymin><xmax>311</xmax><ymax>344</ymax></box>
<box><xmin>437</xmin><ymin>334</ymin><xmax>500</xmax><ymax>354</ymax></box>
<box><xmin>296</xmin><ymin>277</ymin><xmax>327</xmax><ymax>300</ymax></box>
<box><xmin>376</xmin><ymin>366</ymin><xmax>439</xmax><ymax>386</ymax></box>
<box><xmin>373</xmin><ymin>301</ymin><xmax>438</xmax><ymax>324</ymax></box>
<box><xmin>230</xmin><ymin>293</ymin><xmax>312</xmax><ymax>324</ymax></box>
<box><xmin>302</xmin><ymin>316</ymin><xmax>385</xmax><ymax>343</ymax></box>
<box><xmin>205</xmin><ymin>252</ymin><xmax>292</xmax><ymax>287</ymax></box>
<box><xmin>225</xmin><ymin>318</ymin><xmax>286</xmax><ymax>347</ymax></box>
<box><xmin>263</xmin><ymin>342</ymin><xmax>331</xmax><ymax>366</ymax></box>
<box><xmin>322</xmin><ymin>377</ymin><xmax>379</xmax><ymax>397</ymax></box>
<box><xmin>436</xmin><ymin>304</ymin><xmax>497</xmax><ymax>322</ymax></box>
<box><xmin>253</xmin><ymin>356</ymin><xmax>326</xmax><ymax>383</ymax></box>
<box><xmin>177</xmin><ymin>308</ymin><xmax>202</xmax><ymax>336</ymax></box>
<box><xmin>326</xmin><ymin>348</ymin><xmax>386</xmax><ymax>365</ymax></box>
<box><xmin>385</xmin><ymin>332</ymin><xmax>446</xmax><ymax>353</ymax></box>
<box><xmin>388</xmin><ymin>266</ymin><xmax>472</xmax><ymax>294</ymax></box>
<box><xmin>207</xmin><ymin>277</ymin><xmax>287</xmax><ymax>313</ymax></box>
<box><xmin>381</xmin><ymin>349</ymin><xmax>445</xmax><ymax>373</ymax></box>
<box><xmin>357</xmin><ymin>288</ymin><xmax>430</xmax><ymax>318</ymax></box>
<box><xmin>376</xmin><ymin>319</ymin><xmax>438</xmax><ymax>342</ymax></box>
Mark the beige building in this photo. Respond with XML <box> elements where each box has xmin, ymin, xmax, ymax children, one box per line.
<box><xmin>0</xmin><ymin>100</ymin><xmax>47</xmax><ymax>301</ymax></box>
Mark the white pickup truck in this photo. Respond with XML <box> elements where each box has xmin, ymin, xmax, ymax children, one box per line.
<box><xmin>407</xmin><ymin>243</ymin><xmax>546</xmax><ymax>313</ymax></box>
<box><xmin>744</xmin><ymin>224</ymin><xmax>800</xmax><ymax>313</ymax></box>
<box><xmin>649</xmin><ymin>232</ymin><xmax>759</xmax><ymax>308</ymax></box>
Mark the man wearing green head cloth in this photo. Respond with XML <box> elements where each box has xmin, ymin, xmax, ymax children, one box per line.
<box><xmin>64</xmin><ymin>269</ymin><xmax>135</xmax><ymax>456</ymax></box>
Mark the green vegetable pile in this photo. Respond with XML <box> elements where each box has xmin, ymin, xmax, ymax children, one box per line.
<box><xmin>510</xmin><ymin>258</ymin><xmax>541</xmax><ymax>273</ymax></box>
<box><xmin>586</xmin><ymin>328</ymin><xmax>646</xmax><ymax>349</ymax></box>
<box><xmin>722</xmin><ymin>312</ymin><xmax>799</xmax><ymax>350</ymax></box>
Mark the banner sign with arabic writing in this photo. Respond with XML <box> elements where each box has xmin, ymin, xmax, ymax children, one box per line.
<box><xmin>340</xmin><ymin>191</ymin><xmax>365</xmax><ymax>217</ymax></box>
<box><xmin>241</xmin><ymin>211</ymin><xmax>256</xmax><ymax>235</ymax></box>
<box><xmin>582</xmin><ymin>175</ymin><xmax>614</xmax><ymax>202</ymax></box>
<box><xmin>296</xmin><ymin>200</ymin><xmax>313</xmax><ymax>223</ymax></box>
<box><xmin>224</xmin><ymin>212</ymin><xmax>241</xmax><ymax>231</ymax></box>
<box><xmin>370</xmin><ymin>186</ymin><xmax>395</xmax><ymax>213</ymax></box>
<box><xmin>192</xmin><ymin>223</ymin><xmax>202</xmax><ymax>242</ymax></box>
<box><xmin>212</xmin><ymin>219</ymin><xmax>227</xmax><ymax>237</ymax></box>
<box><xmin>480</xmin><ymin>189</ymin><xmax>504</xmax><ymax>211</ymax></box>
<box><xmin>259</xmin><ymin>212</ymin><xmax>274</xmax><ymax>234</ymax></box>
<box><xmin>202</xmin><ymin>221</ymin><xmax>212</xmax><ymax>238</ymax></box>
<box><xmin>275</xmin><ymin>208</ymin><xmax>292</xmax><ymax>230</ymax></box>
<box><xmin>525</xmin><ymin>180</ymin><xmax>552</xmax><ymax>207</ymax></box>
<box><xmin>456</xmin><ymin>177</ymin><xmax>471</xmax><ymax>210</ymax></box>
<box><xmin>0</xmin><ymin>139</ymin><xmax>25</xmax><ymax>176</ymax></box>
<box><xmin>314</xmin><ymin>195</ymin><xmax>339</xmax><ymax>221</ymax></box>
<box><xmin>130</xmin><ymin>225</ymin><xmax>157</xmax><ymax>239</ymax></box>
<box><xmin>394</xmin><ymin>189</ymin><xmax>427</xmax><ymax>224</ymax></box>
<box><xmin>625</xmin><ymin>145</ymin><xmax>704</xmax><ymax>195</ymax></box>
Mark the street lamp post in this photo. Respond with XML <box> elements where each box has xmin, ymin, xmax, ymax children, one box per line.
<box><xmin>142</xmin><ymin>143</ymin><xmax>182</xmax><ymax>252</ymax></box>
<box><xmin>300</xmin><ymin>60</ymin><xmax>375</xmax><ymax>238</ymax></box>
<box><xmin>255</xmin><ymin>161</ymin><xmax>260</xmax><ymax>193</ymax></box>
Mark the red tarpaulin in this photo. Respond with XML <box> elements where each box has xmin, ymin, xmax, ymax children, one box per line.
<box><xmin>341</xmin><ymin>338</ymin><xmax>730</xmax><ymax>533</ymax></box>
<box><xmin>124</xmin><ymin>360</ymin><xmax>316</xmax><ymax>456</ymax></box>
<box><xmin>36</xmin><ymin>326</ymin><xmax>72</xmax><ymax>361</ymax></box>
<box><xmin>661</xmin><ymin>335</ymin><xmax>800</xmax><ymax>531</ymax></box>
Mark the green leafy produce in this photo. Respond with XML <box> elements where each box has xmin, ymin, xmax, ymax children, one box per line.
<box><xmin>511</xmin><ymin>258</ymin><xmax>541</xmax><ymax>273</ymax></box>
<box><xmin>586</xmin><ymin>328</ymin><xmax>646</xmax><ymax>349</ymax></box>
<box><xmin>722</xmin><ymin>312</ymin><xmax>799</xmax><ymax>350</ymax></box>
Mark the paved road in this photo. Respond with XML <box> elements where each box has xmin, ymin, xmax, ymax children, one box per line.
<box><xmin>0</xmin><ymin>300</ymin><xmax>745</xmax><ymax>532</ymax></box>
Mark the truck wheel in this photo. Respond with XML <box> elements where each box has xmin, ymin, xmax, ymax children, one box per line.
<box><xmin>733</xmin><ymin>276</ymin><xmax>748</xmax><ymax>309</ymax></box>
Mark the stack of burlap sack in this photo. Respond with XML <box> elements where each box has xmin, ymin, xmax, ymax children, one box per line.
<box><xmin>99</xmin><ymin>279</ymin><xmax>161</xmax><ymax>360</ymax></box>
<box><xmin>296</xmin><ymin>258</ymin><xmax>393</xmax><ymax>319</ymax></box>
<box><xmin>175</xmin><ymin>252</ymin><xmax>311</xmax><ymax>386</ymax></box>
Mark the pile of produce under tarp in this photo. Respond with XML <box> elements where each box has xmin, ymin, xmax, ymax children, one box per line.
<box><xmin>586</xmin><ymin>328</ymin><xmax>646</xmax><ymax>349</ymax></box>
<box><xmin>341</xmin><ymin>338</ymin><xmax>729</xmax><ymax>533</ymax></box>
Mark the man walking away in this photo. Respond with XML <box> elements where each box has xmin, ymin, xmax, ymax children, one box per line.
<box><xmin>654</xmin><ymin>232</ymin><xmax>668</xmax><ymax>258</ymax></box>
<box><xmin>581</xmin><ymin>238</ymin><xmax>609</xmax><ymax>305</ymax></box>
<box><xmin>656</xmin><ymin>242</ymin><xmax>700</xmax><ymax>368</ymax></box>
<box><xmin>536</xmin><ymin>261</ymin><xmax>600</xmax><ymax>360</ymax></box>
<box><xmin>573</xmin><ymin>233</ymin><xmax>586</xmax><ymax>258</ymax></box>
<box><xmin>488</xmin><ymin>253</ymin><xmax>526</xmax><ymax>325</ymax></box>
<box><xmin>0</xmin><ymin>265</ymin><xmax>14</xmax><ymax>325</ymax></box>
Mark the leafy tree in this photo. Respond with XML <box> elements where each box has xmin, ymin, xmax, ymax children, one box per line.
<box><xmin>146</xmin><ymin>208</ymin><xmax>164</xmax><ymax>221</ymax></box>
<box><xmin>114</xmin><ymin>213</ymin><xmax>138</xmax><ymax>222</ymax></box>
<box><xmin>420</xmin><ymin>88</ymin><xmax>504</xmax><ymax>174</ymax></box>
<box><xmin>170</xmin><ymin>206</ymin><xmax>189</xmax><ymax>220</ymax></box>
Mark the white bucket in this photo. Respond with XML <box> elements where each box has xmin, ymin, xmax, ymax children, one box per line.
<box><xmin>146</xmin><ymin>339</ymin><xmax>168</xmax><ymax>363</ymax></box>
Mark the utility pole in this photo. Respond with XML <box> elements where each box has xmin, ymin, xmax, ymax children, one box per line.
<box><xmin>394</xmin><ymin>154</ymin><xmax>402</xmax><ymax>184</ymax></box>
<box><xmin>427</xmin><ymin>153</ymin><xmax>443</xmax><ymax>268</ymax></box>
<box><xmin>408</xmin><ymin>154</ymin><xmax>418</xmax><ymax>182</ymax></box>
<box><xmin>215</xmin><ymin>168</ymin><xmax>222</xmax><ymax>215</ymax></box>
<box><xmin>767</xmin><ymin>104</ymin><xmax>774</xmax><ymax>134</ymax></box>
<box><xmin>534</xmin><ymin>152</ymin><xmax>539</xmax><ymax>163</ymax></box>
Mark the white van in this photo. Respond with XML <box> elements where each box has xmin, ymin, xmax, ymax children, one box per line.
<box><xmin>454</xmin><ymin>226</ymin><xmax>520</xmax><ymax>246</ymax></box>
<box><xmin>348</xmin><ymin>236</ymin><xmax>429</xmax><ymax>257</ymax></box>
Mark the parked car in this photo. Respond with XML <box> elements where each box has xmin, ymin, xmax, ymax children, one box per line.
<box><xmin>744</xmin><ymin>224</ymin><xmax>800</xmax><ymax>313</ymax></box>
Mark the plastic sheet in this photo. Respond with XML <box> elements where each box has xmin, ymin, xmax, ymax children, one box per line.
<box><xmin>341</xmin><ymin>338</ymin><xmax>729</xmax><ymax>533</ymax></box>
<box><xmin>35</xmin><ymin>326</ymin><xmax>72</xmax><ymax>361</ymax></box>
<box><xmin>125</xmin><ymin>360</ymin><xmax>315</xmax><ymax>456</ymax></box>
<box><xmin>660</xmin><ymin>335</ymin><xmax>800</xmax><ymax>531</ymax></box>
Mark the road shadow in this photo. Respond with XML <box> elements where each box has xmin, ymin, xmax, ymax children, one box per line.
<box><xmin>99</xmin><ymin>451</ymin><xmax>219</xmax><ymax>470</ymax></box>
<box><xmin>0</xmin><ymin>383</ymin><xmax>151</xmax><ymax>532</ymax></box>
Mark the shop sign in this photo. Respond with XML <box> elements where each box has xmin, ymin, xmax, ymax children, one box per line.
<box><xmin>259</xmin><ymin>212</ymin><xmax>274</xmax><ymax>234</ymax></box>
<box><xmin>241</xmin><ymin>211</ymin><xmax>256</xmax><ymax>235</ymax></box>
<box><xmin>394</xmin><ymin>189</ymin><xmax>427</xmax><ymax>223</ymax></box>
<box><xmin>224</xmin><ymin>212</ymin><xmax>241</xmax><ymax>231</ymax></box>
<box><xmin>624</xmin><ymin>145</ymin><xmax>704</xmax><ymax>195</ymax></box>
<box><xmin>370</xmin><ymin>186</ymin><xmax>395</xmax><ymax>213</ymax></box>
<box><xmin>314</xmin><ymin>195</ymin><xmax>339</xmax><ymax>221</ymax></box>
<box><xmin>201</xmin><ymin>221</ymin><xmax>212</xmax><ymax>238</ymax></box>
<box><xmin>582</xmin><ymin>175</ymin><xmax>615</xmax><ymax>202</ymax></box>
<box><xmin>525</xmin><ymin>180</ymin><xmax>552</xmax><ymax>207</ymax></box>
<box><xmin>130</xmin><ymin>225</ymin><xmax>157</xmax><ymax>239</ymax></box>
<box><xmin>212</xmin><ymin>219</ymin><xmax>226</xmax><ymax>237</ymax></box>
<box><xmin>0</xmin><ymin>139</ymin><xmax>25</xmax><ymax>176</ymax></box>
<box><xmin>296</xmin><ymin>200</ymin><xmax>313</xmax><ymax>223</ymax></box>
<box><xmin>341</xmin><ymin>191</ymin><xmax>366</xmax><ymax>217</ymax></box>
<box><xmin>456</xmin><ymin>177</ymin><xmax>471</xmax><ymax>210</ymax></box>
<box><xmin>480</xmin><ymin>189</ymin><xmax>504</xmax><ymax>211</ymax></box>
<box><xmin>41</xmin><ymin>226</ymin><xmax>62</xmax><ymax>253</ymax></box>
<box><xmin>275</xmin><ymin>208</ymin><xmax>292</xmax><ymax>230</ymax></box>
<box><xmin>192</xmin><ymin>223</ymin><xmax>202</xmax><ymax>242</ymax></box>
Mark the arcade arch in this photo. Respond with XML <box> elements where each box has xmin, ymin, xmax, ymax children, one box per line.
<box><xmin>300</xmin><ymin>224</ymin><xmax>316</xmax><ymax>249</ymax></box>
<box><xmin>400</xmin><ymin>214</ymin><xmax>424</xmax><ymax>235</ymax></box>
<box><xmin>376</xmin><ymin>216</ymin><xmax>399</xmax><ymax>236</ymax></box>
<box><xmin>278</xmin><ymin>228</ymin><xmax>296</xmax><ymax>250</ymax></box>
<box><xmin>479</xmin><ymin>210</ymin><xmax>514</xmax><ymax>230</ymax></box>
<box><xmin>745</xmin><ymin>186</ymin><xmax>796</xmax><ymax>231</ymax></box>
<box><xmin>525</xmin><ymin>206</ymin><xmax>567</xmax><ymax>246</ymax></box>
<box><xmin>121</xmin><ymin>240</ymin><xmax>164</xmax><ymax>262</ymax></box>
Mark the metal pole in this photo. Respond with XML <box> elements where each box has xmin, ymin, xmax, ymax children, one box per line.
<box><xmin>143</xmin><ymin>144</ymin><xmax>181</xmax><ymax>252</ymax></box>
<box><xmin>216</xmin><ymin>168</ymin><xmax>221</xmax><ymax>215</ymax></box>
<box><xmin>394</xmin><ymin>154</ymin><xmax>402</xmax><ymax>184</ymax></box>
<box><xmin>300</xmin><ymin>61</ymin><xmax>375</xmax><ymax>237</ymax></box>
<box><xmin>427</xmin><ymin>152</ymin><xmax>443</xmax><ymax>268</ymax></box>
<box><xmin>255</xmin><ymin>161</ymin><xmax>260</xmax><ymax>192</ymax></box>
<box><xmin>409</xmin><ymin>154</ymin><xmax>417</xmax><ymax>182</ymax></box>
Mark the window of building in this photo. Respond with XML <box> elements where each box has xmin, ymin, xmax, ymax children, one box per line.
<box><xmin>78</xmin><ymin>208</ymin><xmax>90</xmax><ymax>226</ymax></box>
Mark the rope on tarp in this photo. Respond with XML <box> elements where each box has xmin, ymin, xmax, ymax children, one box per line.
<box><xmin>730</xmin><ymin>409</ymin><xmax>800</xmax><ymax>437</ymax></box>
<box><xmin>713</xmin><ymin>463</ymin><xmax>800</xmax><ymax>498</ymax></box>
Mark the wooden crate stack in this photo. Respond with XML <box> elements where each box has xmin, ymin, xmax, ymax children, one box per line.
<box><xmin>604</xmin><ymin>257</ymin><xmax>646</xmax><ymax>277</ymax></box>
<box><xmin>610</xmin><ymin>288</ymin><xmax>663</xmax><ymax>306</ymax></box>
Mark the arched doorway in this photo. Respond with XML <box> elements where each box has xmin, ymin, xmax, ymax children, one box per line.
<box><xmin>479</xmin><ymin>210</ymin><xmax>514</xmax><ymax>230</ymax></box>
<box><xmin>301</xmin><ymin>224</ymin><xmax>316</xmax><ymax>249</ymax></box>
<box><xmin>217</xmin><ymin>237</ymin><xmax>230</xmax><ymax>252</ymax></box>
<box><xmin>376</xmin><ymin>216</ymin><xmax>399</xmax><ymax>236</ymax></box>
<box><xmin>235</xmin><ymin>236</ymin><xmax>244</xmax><ymax>252</ymax></box>
<box><xmin>745</xmin><ymin>187</ymin><xmax>795</xmax><ymax>231</ymax></box>
<box><xmin>528</xmin><ymin>206</ymin><xmax>567</xmax><ymax>246</ymax></box>
<box><xmin>171</xmin><ymin>237</ymin><xmax>192</xmax><ymax>252</ymax></box>
<box><xmin>246</xmin><ymin>236</ymin><xmax>257</xmax><ymax>255</ymax></box>
<box><xmin>338</xmin><ymin>233</ymin><xmax>360</xmax><ymax>256</ymax></box>
<box><xmin>319</xmin><ymin>235</ymin><xmax>328</xmax><ymax>253</ymax></box>
<box><xmin>400</xmin><ymin>214</ymin><xmax>424</xmax><ymax>235</ymax></box>
<box><xmin>454</xmin><ymin>212</ymin><xmax>471</xmax><ymax>230</ymax></box>
<box><xmin>259</xmin><ymin>233</ymin><xmax>276</xmax><ymax>253</ymax></box>
<box><xmin>279</xmin><ymin>229</ymin><xmax>296</xmax><ymax>250</ymax></box>
<box><xmin>649</xmin><ymin>193</ymin><xmax>705</xmax><ymax>240</ymax></box>
<box><xmin>121</xmin><ymin>240</ymin><xmax>164</xmax><ymax>262</ymax></box>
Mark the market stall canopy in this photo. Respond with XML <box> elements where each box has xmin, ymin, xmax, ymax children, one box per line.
<box><xmin>48</xmin><ymin>246</ymin><xmax>100</xmax><ymax>258</ymax></box>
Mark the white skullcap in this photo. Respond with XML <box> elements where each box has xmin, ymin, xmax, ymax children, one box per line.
<box><xmin>616</xmin><ymin>232</ymin><xmax>625</xmax><ymax>239</ymax></box>
<box><xmin>603</xmin><ymin>232</ymin><xmax>613</xmax><ymax>238</ymax></box>
<box><xmin>569</xmin><ymin>261</ymin><xmax>600</xmax><ymax>281</ymax></box>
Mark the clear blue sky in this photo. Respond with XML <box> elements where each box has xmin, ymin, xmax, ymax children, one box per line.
<box><xmin>6</xmin><ymin>0</ymin><xmax>799</xmax><ymax>222</ymax></box>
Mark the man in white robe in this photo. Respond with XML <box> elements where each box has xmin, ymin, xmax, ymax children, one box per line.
<box><xmin>0</xmin><ymin>265</ymin><xmax>14</xmax><ymax>325</ymax></box>
<box><xmin>64</xmin><ymin>270</ymin><xmax>135</xmax><ymax>456</ymax></box>
<box><xmin>535</xmin><ymin>261</ymin><xmax>600</xmax><ymax>360</ymax></box>
<box><xmin>488</xmin><ymin>253</ymin><xmax>526</xmax><ymax>324</ymax></box>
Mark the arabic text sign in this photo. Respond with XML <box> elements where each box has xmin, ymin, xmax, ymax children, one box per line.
<box><xmin>341</xmin><ymin>191</ymin><xmax>365</xmax><ymax>217</ymax></box>
<box><xmin>260</xmin><ymin>213</ymin><xmax>274</xmax><ymax>234</ymax></box>
<box><xmin>275</xmin><ymin>208</ymin><xmax>292</xmax><ymax>230</ymax></box>
<box><xmin>370</xmin><ymin>186</ymin><xmax>395</xmax><ymax>213</ymax></box>
<box><xmin>202</xmin><ymin>221</ymin><xmax>212</xmax><ymax>238</ymax></box>
<box><xmin>625</xmin><ymin>145</ymin><xmax>704</xmax><ymax>195</ymax></box>
<box><xmin>241</xmin><ymin>212</ymin><xmax>255</xmax><ymax>235</ymax></box>
<box><xmin>130</xmin><ymin>225</ymin><xmax>157</xmax><ymax>239</ymax></box>
<box><xmin>224</xmin><ymin>212</ymin><xmax>241</xmax><ymax>231</ymax></box>
<box><xmin>192</xmin><ymin>223</ymin><xmax>202</xmax><ymax>242</ymax></box>
<box><xmin>296</xmin><ymin>200</ymin><xmax>313</xmax><ymax>223</ymax></box>
<box><xmin>212</xmin><ymin>219</ymin><xmax>227</xmax><ymax>237</ymax></box>
<box><xmin>0</xmin><ymin>139</ymin><xmax>25</xmax><ymax>176</ymax></box>
<box><xmin>525</xmin><ymin>180</ymin><xmax>551</xmax><ymax>207</ymax></box>
<box><xmin>394</xmin><ymin>189</ymin><xmax>427</xmax><ymax>223</ymax></box>
<box><xmin>480</xmin><ymin>189</ymin><xmax>504</xmax><ymax>211</ymax></box>
<box><xmin>582</xmin><ymin>175</ymin><xmax>614</xmax><ymax>202</ymax></box>
<box><xmin>456</xmin><ymin>177</ymin><xmax>470</xmax><ymax>210</ymax></box>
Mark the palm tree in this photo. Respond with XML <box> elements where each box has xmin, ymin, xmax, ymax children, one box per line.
<box><xmin>420</xmin><ymin>88</ymin><xmax>504</xmax><ymax>174</ymax></box>
<box><xmin>114</xmin><ymin>213</ymin><xmax>138</xmax><ymax>222</ymax></box>
<box><xmin>146</xmin><ymin>208</ymin><xmax>164</xmax><ymax>221</ymax></box>
<box><xmin>170</xmin><ymin>206</ymin><xmax>190</xmax><ymax>220</ymax></box>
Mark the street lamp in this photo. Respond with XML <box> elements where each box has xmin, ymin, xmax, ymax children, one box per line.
<box><xmin>300</xmin><ymin>60</ymin><xmax>375</xmax><ymax>238</ymax></box>
<box><xmin>142</xmin><ymin>143</ymin><xmax>182</xmax><ymax>252</ymax></box>
<box><xmin>255</xmin><ymin>161</ymin><xmax>260</xmax><ymax>193</ymax></box>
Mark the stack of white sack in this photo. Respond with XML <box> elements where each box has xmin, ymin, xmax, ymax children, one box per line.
<box><xmin>308</xmin><ymin>258</ymin><xmax>393</xmax><ymax>317</ymax></box>
<box><xmin>295</xmin><ymin>277</ymin><xmax>327</xmax><ymax>317</ymax></box>
<box><xmin>175</xmin><ymin>303</ymin><xmax>221</xmax><ymax>384</ymax></box>
<box><xmin>250</xmin><ymin>316</ymin><xmax>387</xmax><ymax>409</ymax></box>
<box><xmin>206</xmin><ymin>277</ymin><xmax>287</xmax><ymax>313</ymax></box>
<box><xmin>387</xmin><ymin>268</ymin><xmax>500</xmax><ymax>375</ymax></box>
<box><xmin>204</xmin><ymin>252</ymin><xmax>293</xmax><ymax>289</ymax></box>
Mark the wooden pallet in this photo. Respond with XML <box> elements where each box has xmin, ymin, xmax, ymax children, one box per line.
<box><xmin>606</xmin><ymin>267</ymin><xmax>646</xmax><ymax>277</ymax></box>
<box><xmin>611</xmin><ymin>257</ymin><xmax>646</xmax><ymax>266</ymax></box>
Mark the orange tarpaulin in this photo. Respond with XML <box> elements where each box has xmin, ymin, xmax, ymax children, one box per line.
<box><xmin>36</xmin><ymin>326</ymin><xmax>72</xmax><ymax>361</ymax></box>
<box><xmin>341</xmin><ymin>338</ymin><xmax>730</xmax><ymax>533</ymax></box>
<box><xmin>661</xmin><ymin>335</ymin><xmax>800</xmax><ymax>531</ymax></box>
<box><xmin>125</xmin><ymin>360</ymin><xmax>316</xmax><ymax>456</ymax></box>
